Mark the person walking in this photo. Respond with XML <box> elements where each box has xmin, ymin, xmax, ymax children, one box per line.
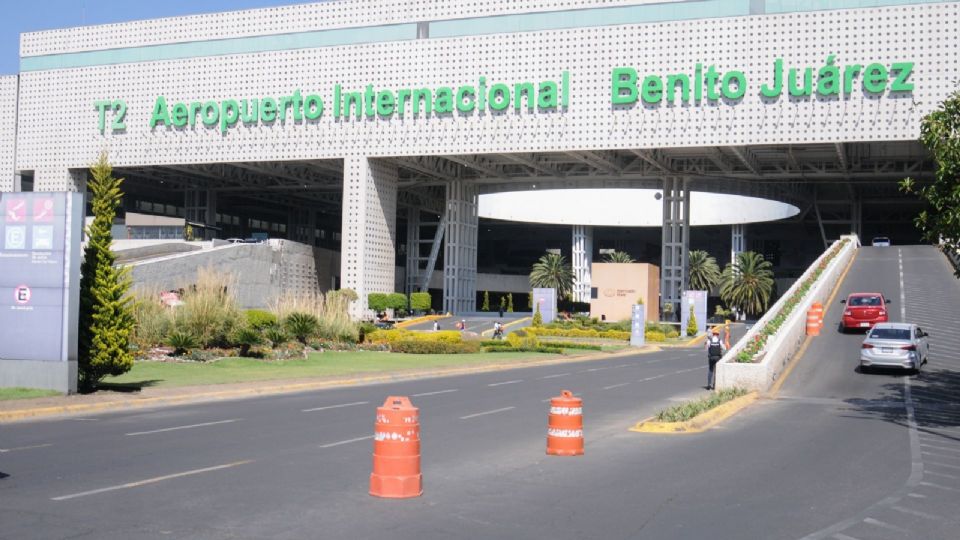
<box><xmin>433</xmin><ymin>320</ymin><xmax>440</xmax><ymax>332</ymax></box>
<box><xmin>705</xmin><ymin>328</ymin><xmax>725</xmax><ymax>390</ymax></box>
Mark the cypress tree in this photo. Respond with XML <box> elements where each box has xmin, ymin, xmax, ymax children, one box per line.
<box><xmin>507</xmin><ymin>293</ymin><xmax>514</xmax><ymax>312</ymax></box>
<box><xmin>78</xmin><ymin>153</ymin><xmax>134</xmax><ymax>391</ymax></box>
<box><xmin>482</xmin><ymin>290</ymin><xmax>490</xmax><ymax>311</ymax></box>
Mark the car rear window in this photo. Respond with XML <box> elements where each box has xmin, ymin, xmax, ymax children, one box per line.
<box><xmin>849</xmin><ymin>296</ymin><xmax>882</xmax><ymax>306</ymax></box>
<box><xmin>869</xmin><ymin>328</ymin><xmax>910</xmax><ymax>340</ymax></box>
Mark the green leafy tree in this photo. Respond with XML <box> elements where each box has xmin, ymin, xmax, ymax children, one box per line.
<box><xmin>720</xmin><ymin>251</ymin><xmax>774</xmax><ymax>317</ymax></box>
<box><xmin>409</xmin><ymin>292</ymin><xmax>431</xmax><ymax>312</ymax></box>
<box><xmin>529</xmin><ymin>252</ymin><xmax>574</xmax><ymax>299</ymax></box>
<box><xmin>604</xmin><ymin>250</ymin><xmax>634</xmax><ymax>263</ymax></box>
<box><xmin>482</xmin><ymin>290</ymin><xmax>490</xmax><ymax>311</ymax></box>
<box><xmin>901</xmin><ymin>89</ymin><xmax>960</xmax><ymax>275</ymax></box>
<box><xmin>686</xmin><ymin>306</ymin><xmax>698</xmax><ymax>337</ymax></box>
<box><xmin>688</xmin><ymin>250</ymin><xmax>722</xmax><ymax>292</ymax></box>
<box><xmin>78</xmin><ymin>153</ymin><xmax>135</xmax><ymax>391</ymax></box>
<box><xmin>532</xmin><ymin>304</ymin><xmax>543</xmax><ymax>326</ymax></box>
<box><xmin>507</xmin><ymin>293</ymin><xmax>514</xmax><ymax>313</ymax></box>
<box><xmin>367</xmin><ymin>293</ymin><xmax>389</xmax><ymax>313</ymax></box>
<box><xmin>386</xmin><ymin>292</ymin><xmax>407</xmax><ymax>311</ymax></box>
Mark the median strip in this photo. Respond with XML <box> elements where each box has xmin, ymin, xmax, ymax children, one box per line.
<box><xmin>630</xmin><ymin>389</ymin><xmax>757</xmax><ymax>434</ymax></box>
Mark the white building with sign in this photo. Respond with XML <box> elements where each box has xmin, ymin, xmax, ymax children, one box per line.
<box><xmin>0</xmin><ymin>0</ymin><xmax>956</xmax><ymax>322</ymax></box>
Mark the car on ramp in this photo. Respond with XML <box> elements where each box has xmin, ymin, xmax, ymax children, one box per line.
<box><xmin>860</xmin><ymin>322</ymin><xmax>929</xmax><ymax>373</ymax></box>
<box><xmin>841</xmin><ymin>292</ymin><xmax>890</xmax><ymax>332</ymax></box>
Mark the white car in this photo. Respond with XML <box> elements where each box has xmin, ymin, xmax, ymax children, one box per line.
<box><xmin>871</xmin><ymin>236</ymin><xmax>891</xmax><ymax>247</ymax></box>
<box><xmin>860</xmin><ymin>322</ymin><xmax>929</xmax><ymax>373</ymax></box>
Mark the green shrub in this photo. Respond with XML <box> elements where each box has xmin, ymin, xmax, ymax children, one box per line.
<box><xmin>174</xmin><ymin>267</ymin><xmax>243</xmax><ymax>348</ymax></box>
<box><xmin>366</xmin><ymin>329</ymin><xmax>462</xmax><ymax>345</ymax></box>
<box><xmin>390</xmin><ymin>340</ymin><xmax>481</xmax><ymax>354</ymax></box>
<box><xmin>232</xmin><ymin>326</ymin><xmax>265</xmax><ymax>357</ymax></box>
<box><xmin>540</xmin><ymin>341</ymin><xmax>602</xmax><ymax>350</ymax></box>
<box><xmin>645</xmin><ymin>330</ymin><xmax>667</xmax><ymax>342</ymax></box>
<box><xmin>265</xmin><ymin>327</ymin><xmax>289</xmax><ymax>346</ymax></box>
<box><xmin>166</xmin><ymin>330</ymin><xmax>200</xmax><ymax>356</ymax></box>
<box><xmin>245</xmin><ymin>309</ymin><xmax>277</xmax><ymax>330</ymax></box>
<box><xmin>131</xmin><ymin>293</ymin><xmax>172</xmax><ymax>352</ymax></box>
<box><xmin>480</xmin><ymin>340</ymin><xmax>513</xmax><ymax>347</ymax></box>
<box><xmin>532</xmin><ymin>304</ymin><xmax>543</xmax><ymax>327</ymax></box>
<box><xmin>482</xmin><ymin>291</ymin><xmax>490</xmax><ymax>311</ymax></box>
<box><xmin>507</xmin><ymin>293</ymin><xmax>514</xmax><ymax>312</ymax></box>
<box><xmin>666</xmin><ymin>330</ymin><xmax>680</xmax><ymax>339</ymax></box>
<box><xmin>686</xmin><ymin>306</ymin><xmax>698</xmax><ymax>337</ymax></box>
<box><xmin>654</xmin><ymin>388</ymin><xmax>748</xmax><ymax>422</ymax></box>
<box><xmin>285</xmin><ymin>312</ymin><xmax>320</xmax><ymax>343</ymax></box>
<box><xmin>482</xmin><ymin>346</ymin><xmax>564</xmax><ymax>354</ymax></box>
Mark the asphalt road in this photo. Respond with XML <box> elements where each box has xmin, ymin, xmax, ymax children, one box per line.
<box><xmin>404</xmin><ymin>313</ymin><xmax>530</xmax><ymax>335</ymax></box>
<box><xmin>2</xmin><ymin>246</ymin><xmax>958</xmax><ymax>539</ymax></box>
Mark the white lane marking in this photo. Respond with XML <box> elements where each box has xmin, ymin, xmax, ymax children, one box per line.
<box><xmin>51</xmin><ymin>460</ymin><xmax>253</xmax><ymax>501</ymax></box>
<box><xmin>68</xmin><ymin>417</ymin><xmax>99</xmax><ymax>421</ymax></box>
<box><xmin>862</xmin><ymin>518</ymin><xmax>910</xmax><ymax>534</ymax></box>
<box><xmin>920</xmin><ymin>442</ymin><xmax>960</xmax><ymax>453</ymax></box>
<box><xmin>638</xmin><ymin>366</ymin><xmax>705</xmax><ymax>382</ymax></box>
<box><xmin>411</xmin><ymin>389</ymin><xmax>458</xmax><ymax>397</ymax></box>
<box><xmin>460</xmin><ymin>407</ymin><xmax>515</xmax><ymax>420</ymax></box>
<box><xmin>0</xmin><ymin>443</ymin><xmax>53</xmax><ymax>453</ymax></box>
<box><xmin>925</xmin><ymin>460</ymin><xmax>960</xmax><ymax>471</ymax></box>
<box><xmin>541</xmin><ymin>373</ymin><xmax>571</xmax><ymax>379</ymax></box>
<box><xmin>831</xmin><ymin>534</ymin><xmax>861</xmax><ymax>540</ymax></box>
<box><xmin>319</xmin><ymin>435</ymin><xmax>374</xmax><ymax>449</ymax></box>
<box><xmin>921</xmin><ymin>450</ymin><xmax>960</xmax><ymax>461</ymax></box>
<box><xmin>125</xmin><ymin>419</ymin><xmax>241</xmax><ymax>436</ymax></box>
<box><xmin>924</xmin><ymin>470</ymin><xmax>960</xmax><ymax>480</ymax></box>
<box><xmin>583</xmin><ymin>367</ymin><xmax>612</xmax><ymax>372</ymax></box>
<box><xmin>906</xmin><ymin>492</ymin><xmax>927</xmax><ymax>499</ymax></box>
<box><xmin>890</xmin><ymin>505</ymin><xmax>940</xmax><ymax>520</ymax></box>
<box><xmin>898</xmin><ymin>249</ymin><xmax>906</xmax><ymax>321</ymax></box>
<box><xmin>603</xmin><ymin>383</ymin><xmax>631</xmax><ymax>390</ymax></box>
<box><xmin>488</xmin><ymin>379</ymin><xmax>522</xmax><ymax>387</ymax></box>
<box><xmin>919</xmin><ymin>480</ymin><xmax>960</xmax><ymax>492</ymax></box>
<box><xmin>614</xmin><ymin>364</ymin><xmax>632</xmax><ymax>368</ymax></box>
<box><xmin>301</xmin><ymin>401</ymin><xmax>369</xmax><ymax>412</ymax></box>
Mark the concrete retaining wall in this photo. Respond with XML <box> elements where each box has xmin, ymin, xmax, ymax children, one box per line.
<box><xmin>716</xmin><ymin>235</ymin><xmax>859</xmax><ymax>393</ymax></box>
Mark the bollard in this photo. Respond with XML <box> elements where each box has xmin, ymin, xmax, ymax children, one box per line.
<box><xmin>370</xmin><ymin>396</ymin><xmax>422</xmax><ymax>498</ymax></box>
<box><xmin>547</xmin><ymin>390</ymin><xmax>584</xmax><ymax>456</ymax></box>
<box><xmin>805</xmin><ymin>307</ymin><xmax>821</xmax><ymax>336</ymax></box>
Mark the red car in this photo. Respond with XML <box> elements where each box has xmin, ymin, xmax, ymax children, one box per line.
<box><xmin>841</xmin><ymin>293</ymin><xmax>890</xmax><ymax>331</ymax></box>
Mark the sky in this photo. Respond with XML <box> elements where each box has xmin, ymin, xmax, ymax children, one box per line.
<box><xmin>0</xmin><ymin>0</ymin><xmax>311</xmax><ymax>75</ymax></box>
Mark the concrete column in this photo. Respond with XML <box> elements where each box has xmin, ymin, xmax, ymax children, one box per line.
<box><xmin>572</xmin><ymin>225</ymin><xmax>593</xmax><ymax>303</ymax></box>
<box><xmin>340</xmin><ymin>157</ymin><xmax>398</xmax><ymax>319</ymax></box>
<box><xmin>405</xmin><ymin>207</ymin><xmax>421</xmax><ymax>296</ymax></box>
<box><xmin>660</xmin><ymin>177</ymin><xmax>689</xmax><ymax>319</ymax></box>
<box><xmin>443</xmin><ymin>180</ymin><xmax>478</xmax><ymax>314</ymax></box>
<box><xmin>730</xmin><ymin>224</ymin><xmax>746</xmax><ymax>265</ymax></box>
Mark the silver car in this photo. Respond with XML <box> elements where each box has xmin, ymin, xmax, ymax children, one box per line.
<box><xmin>860</xmin><ymin>322</ymin><xmax>929</xmax><ymax>373</ymax></box>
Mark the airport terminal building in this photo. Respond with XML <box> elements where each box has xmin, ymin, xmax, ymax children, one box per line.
<box><xmin>1</xmin><ymin>0</ymin><xmax>957</xmax><ymax>317</ymax></box>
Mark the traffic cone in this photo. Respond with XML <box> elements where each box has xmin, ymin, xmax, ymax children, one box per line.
<box><xmin>547</xmin><ymin>390</ymin><xmax>584</xmax><ymax>456</ymax></box>
<box><xmin>370</xmin><ymin>396</ymin><xmax>422</xmax><ymax>498</ymax></box>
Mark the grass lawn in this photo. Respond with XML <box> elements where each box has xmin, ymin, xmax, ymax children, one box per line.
<box><xmin>0</xmin><ymin>387</ymin><xmax>61</xmax><ymax>401</ymax></box>
<box><xmin>102</xmin><ymin>350</ymin><xmax>569</xmax><ymax>389</ymax></box>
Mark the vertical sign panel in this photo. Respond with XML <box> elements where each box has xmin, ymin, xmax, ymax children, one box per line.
<box><xmin>0</xmin><ymin>192</ymin><xmax>82</xmax><ymax>393</ymax></box>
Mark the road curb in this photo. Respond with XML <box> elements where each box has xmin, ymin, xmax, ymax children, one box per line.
<box><xmin>628</xmin><ymin>391</ymin><xmax>759</xmax><ymax>434</ymax></box>
<box><xmin>0</xmin><ymin>345</ymin><xmax>659</xmax><ymax>424</ymax></box>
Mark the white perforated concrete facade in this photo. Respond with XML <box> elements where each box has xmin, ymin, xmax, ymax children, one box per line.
<box><xmin>14</xmin><ymin>1</ymin><xmax>959</xmax><ymax>174</ymax></box>
<box><xmin>0</xmin><ymin>76</ymin><xmax>17</xmax><ymax>191</ymax></box>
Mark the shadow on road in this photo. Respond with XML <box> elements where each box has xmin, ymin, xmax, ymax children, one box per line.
<box><xmin>843</xmin><ymin>367</ymin><xmax>960</xmax><ymax>443</ymax></box>
<box><xmin>93</xmin><ymin>379</ymin><xmax>162</xmax><ymax>393</ymax></box>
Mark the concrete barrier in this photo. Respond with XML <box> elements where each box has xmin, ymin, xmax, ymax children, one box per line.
<box><xmin>716</xmin><ymin>234</ymin><xmax>858</xmax><ymax>392</ymax></box>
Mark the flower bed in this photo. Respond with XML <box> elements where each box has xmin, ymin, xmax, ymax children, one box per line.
<box><xmin>736</xmin><ymin>239</ymin><xmax>849</xmax><ymax>363</ymax></box>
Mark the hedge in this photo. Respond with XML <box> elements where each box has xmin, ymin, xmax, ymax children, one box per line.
<box><xmin>365</xmin><ymin>329</ymin><xmax>463</xmax><ymax>345</ymax></box>
<box><xmin>525</xmin><ymin>327</ymin><xmax>631</xmax><ymax>341</ymax></box>
<box><xmin>482</xmin><ymin>346</ymin><xmax>564</xmax><ymax>354</ymax></box>
<box><xmin>391</xmin><ymin>340</ymin><xmax>481</xmax><ymax>354</ymax></box>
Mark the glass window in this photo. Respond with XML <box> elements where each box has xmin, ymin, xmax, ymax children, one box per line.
<box><xmin>850</xmin><ymin>296</ymin><xmax>882</xmax><ymax>307</ymax></box>
<box><xmin>869</xmin><ymin>328</ymin><xmax>910</xmax><ymax>340</ymax></box>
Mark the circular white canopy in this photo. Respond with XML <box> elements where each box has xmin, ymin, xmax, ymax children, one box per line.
<box><xmin>478</xmin><ymin>189</ymin><xmax>799</xmax><ymax>226</ymax></box>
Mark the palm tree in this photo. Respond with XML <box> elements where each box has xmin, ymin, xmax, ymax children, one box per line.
<box><xmin>688</xmin><ymin>250</ymin><xmax>721</xmax><ymax>291</ymax></box>
<box><xmin>720</xmin><ymin>251</ymin><xmax>774</xmax><ymax>317</ymax></box>
<box><xmin>529</xmin><ymin>252</ymin><xmax>574</xmax><ymax>299</ymax></box>
<box><xmin>604</xmin><ymin>250</ymin><xmax>635</xmax><ymax>263</ymax></box>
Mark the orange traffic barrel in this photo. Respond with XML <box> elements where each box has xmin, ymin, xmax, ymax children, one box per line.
<box><xmin>810</xmin><ymin>302</ymin><xmax>824</xmax><ymax>327</ymax></box>
<box><xmin>805</xmin><ymin>308</ymin><xmax>821</xmax><ymax>336</ymax></box>
<box><xmin>370</xmin><ymin>396</ymin><xmax>422</xmax><ymax>498</ymax></box>
<box><xmin>547</xmin><ymin>390</ymin><xmax>584</xmax><ymax>456</ymax></box>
